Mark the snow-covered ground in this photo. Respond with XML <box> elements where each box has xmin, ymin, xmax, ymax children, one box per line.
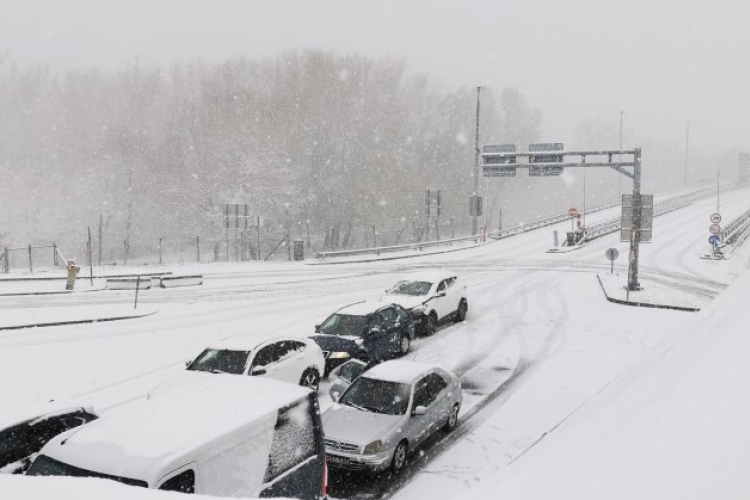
<box><xmin>1</xmin><ymin>186</ymin><xmax>749</xmax><ymax>499</ymax></box>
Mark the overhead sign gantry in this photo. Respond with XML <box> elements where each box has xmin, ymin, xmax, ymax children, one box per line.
<box><xmin>482</xmin><ymin>145</ymin><xmax>645</xmax><ymax>291</ymax></box>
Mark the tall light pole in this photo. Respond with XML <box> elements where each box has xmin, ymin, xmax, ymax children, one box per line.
<box><xmin>684</xmin><ymin>120</ymin><xmax>691</xmax><ymax>187</ymax></box>
<box><xmin>472</xmin><ymin>86</ymin><xmax>482</xmax><ymax>236</ymax></box>
<box><xmin>618</xmin><ymin>111</ymin><xmax>625</xmax><ymax>195</ymax></box>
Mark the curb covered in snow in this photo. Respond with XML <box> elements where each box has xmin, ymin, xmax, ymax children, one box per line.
<box><xmin>307</xmin><ymin>243</ymin><xmax>482</xmax><ymax>265</ymax></box>
<box><xmin>0</xmin><ymin>310</ymin><xmax>158</xmax><ymax>331</ymax></box>
<box><xmin>596</xmin><ymin>274</ymin><xmax>700</xmax><ymax>312</ymax></box>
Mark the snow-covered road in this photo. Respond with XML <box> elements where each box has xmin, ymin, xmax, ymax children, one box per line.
<box><xmin>1</xmin><ymin>185</ymin><xmax>749</xmax><ymax>499</ymax></box>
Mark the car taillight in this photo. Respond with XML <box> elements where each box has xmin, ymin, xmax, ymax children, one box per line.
<box><xmin>322</xmin><ymin>458</ymin><xmax>328</xmax><ymax>499</ymax></box>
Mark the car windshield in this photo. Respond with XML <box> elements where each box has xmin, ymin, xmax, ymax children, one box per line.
<box><xmin>187</xmin><ymin>349</ymin><xmax>250</xmax><ymax>374</ymax></box>
<box><xmin>389</xmin><ymin>281</ymin><xmax>432</xmax><ymax>296</ymax></box>
<box><xmin>318</xmin><ymin>314</ymin><xmax>366</xmax><ymax>337</ymax></box>
<box><xmin>27</xmin><ymin>455</ymin><xmax>148</xmax><ymax>488</ymax></box>
<box><xmin>339</xmin><ymin>377</ymin><xmax>411</xmax><ymax>415</ymax></box>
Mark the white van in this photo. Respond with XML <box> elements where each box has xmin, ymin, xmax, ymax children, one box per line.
<box><xmin>27</xmin><ymin>376</ymin><xmax>327</xmax><ymax>499</ymax></box>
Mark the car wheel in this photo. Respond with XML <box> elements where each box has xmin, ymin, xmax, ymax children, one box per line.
<box><xmin>443</xmin><ymin>403</ymin><xmax>460</xmax><ymax>432</ymax></box>
<box><xmin>391</xmin><ymin>441</ymin><xmax>408</xmax><ymax>473</ymax></box>
<box><xmin>299</xmin><ymin>368</ymin><xmax>321</xmax><ymax>392</ymax></box>
<box><xmin>398</xmin><ymin>334</ymin><xmax>410</xmax><ymax>356</ymax></box>
<box><xmin>455</xmin><ymin>299</ymin><xmax>468</xmax><ymax>323</ymax></box>
<box><xmin>425</xmin><ymin>312</ymin><xmax>438</xmax><ymax>336</ymax></box>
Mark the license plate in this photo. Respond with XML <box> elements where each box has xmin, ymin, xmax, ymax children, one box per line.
<box><xmin>327</xmin><ymin>455</ymin><xmax>349</xmax><ymax>465</ymax></box>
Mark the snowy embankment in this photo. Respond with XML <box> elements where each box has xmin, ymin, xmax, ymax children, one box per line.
<box><xmin>459</xmin><ymin>267</ymin><xmax>750</xmax><ymax>499</ymax></box>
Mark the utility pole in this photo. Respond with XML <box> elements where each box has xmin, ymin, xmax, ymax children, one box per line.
<box><xmin>627</xmin><ymin>148</ymin><xmax>643</xmax><ymax>291</ymax></box>
<box><xmin>683</xmin><ymin>120</ymin><xmax>691</xmax><ymax>187</ymax></box>
<box><xmin>472</xmin><ymin>86</ymin><xmax>482</xmax><ymax>235</ymax></box>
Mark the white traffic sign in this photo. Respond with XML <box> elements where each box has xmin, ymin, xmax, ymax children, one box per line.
<box><xmin>709</xmin><ymin>223</ymin><xmax>721</xmax><ymax>235</ymax></box>
<box><xmin>710</xmin><ymin>213</ymin><xmax>722</xmax><ymax>224</ymax></box>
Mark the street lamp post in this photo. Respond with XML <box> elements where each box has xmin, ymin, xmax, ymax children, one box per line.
<box><xmin>472</xmin><ymin>86</ymin><xmax>482</xmax><ymax>235</ymax></box>
<box><xmin>684</xmin><ymin>121</ymin><xmax>691</xmax><ymax>186</ymax></box>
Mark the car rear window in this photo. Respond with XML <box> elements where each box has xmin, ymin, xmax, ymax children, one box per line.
<box><xmin>187</xmin><ymin>349</ymin><xmax>250</xmax><ymax>374</ymax></box>
<box><xmin>28</xmin><ymin>455</ymin><xmax>148</xmax><ymax>488</ymax></box>
<box><xmin>317</xmin><ymin>314</ymin><xmax>367</xmax><ymax>336</ymax></box>
<box><xmin>264</xmin><ymin>398</ymin><xmax>317</xmax><ymax>482</ymax></box>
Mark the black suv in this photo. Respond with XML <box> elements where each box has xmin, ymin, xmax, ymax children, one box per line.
<box><xmin>310</xmin><ymin>301</ymin><xmax>415</xmax><ymax>374</ymax></box>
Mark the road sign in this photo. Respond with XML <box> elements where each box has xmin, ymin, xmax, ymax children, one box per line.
<box><xmin>605</xmin><ymin>248</ymin><xmax>619</xmax><ymax>261</ymax></box>
<box><xmin>709</xmin><ymin>223</ymin><xmax>721</xmax><ymax>235</ymax></box>
<box><xmin>708</xmin><ymin>234</ymin><xmax>721</xmax><ymax>246</ymax></box>
<box><xmin>568</xmin><ymin>207</ymin><xmax>579</xmax><ymax>218</ymax></box>
<box><xmin>483</xmin><ymin>144</ymin><xmax>517</xmax><ymax>177</ymax></box>
<box><xmin>425</xmin><ymin>190</ymin><xmax>441</xmax><ymax>217</ymax></box>
<box><xmin>529</xmin><ymin>143</ymin><xmax>564</xmax><ymax>176</ymax></box>
<box><xmin>620</xmin><ymin>194</ymin><xmax>654</xmax><ymax>243</ymax></box>
<box><xmin>710</xmin><ymin>213</ymin><xmax>722</xmax><ymax>224</ymax></box>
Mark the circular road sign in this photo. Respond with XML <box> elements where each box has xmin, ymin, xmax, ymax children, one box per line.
<box><xmin>568</xmin><ymin>207</ymin><xmax>579</xmax><ymax>218</ymax></box>
<box><xmin>605</xmin><ymin>248</ymin><xmax>619</xmax><ymax>261</ymax></box>
<box><xmin>710</xmin><ymin>213</ymin><xmax>722</xmax><ymax>224</ymax></box>
<box><xmin>709</xmin><ymin>223</ymin><xmax>722</xmax><ymax>235</ymax></box>
<box><xmin>709</xmin><ymin>235</ymin><xmax>721</xmax><ymax>246</ymax></box>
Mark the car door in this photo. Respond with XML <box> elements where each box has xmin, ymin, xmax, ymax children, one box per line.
<box><xmin>394</xmin><ymin>305</ymin><xmax>414</xmax><ymax>339</ymax></box>
<box><xmin>249</xmin><ymin>343</ymin><xmax>284</xmax><ymax>381</ymax></box>
<box><xmin>424</xmin><ymin>372</ymin><xmax>451</xmax><ymax>432</ymax></box>
<box><xmin>379</xmin><ymin>308</ymin><xmax>400</xmax><ymax>354</ymax></box>
<box><xmin>444</xmin><ymin>277</ymin><xmax>461</xmax><ymax>314</ymax></box>
<box><xmin>406</xmin><ymin>377</ymin><xmax>437</xmax><ymax>447</ymax></box>
<box><xmin>433</xmin><ymin>280</ymin><xmax>452</xmax><ymax>320</ymax></box>
<box><xmin>271</xmin><ymin>341</ymin><xmax>306</xmax><ymax>383</ymax></box>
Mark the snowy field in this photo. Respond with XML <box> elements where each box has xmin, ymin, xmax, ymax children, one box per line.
<box><xmin>1</xmin><ymin>186</ymin><xmax>749</xmax><ymax>499</ymax></box>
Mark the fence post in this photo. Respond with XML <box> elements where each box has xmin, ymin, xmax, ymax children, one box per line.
<box><xmin>196</xmin><ymin>236</ymin><xmax>200</xmax><ymax>263</ymax></box>
<box><xmin>28</xmin><ymin>244</ymin><xmax>33</xmax><ymax>273</ymax></box>
<box><xmin>124</xmin><ymin>241</ymin><xmax>129</xmax><ymax>265</ymax></box>
<box><xmin>53</xmin><ymin>244</ymin><xmax>58</xmax><ymax>266</ymax></box>
<box><xmin>159</xmin><ymin>238</ymin><xmax>163</xmax><ymax>265</ymax></box>
<box><xmin>2</xmin><ymin>248</ymin><xmax>8</xmax><ymax>273</ymax></box>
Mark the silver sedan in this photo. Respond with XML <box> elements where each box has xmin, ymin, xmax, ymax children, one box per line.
<box><xmin>322</xmin><ymin>359</ymin><xmax>462</xmax><ymax>473</ymax></box>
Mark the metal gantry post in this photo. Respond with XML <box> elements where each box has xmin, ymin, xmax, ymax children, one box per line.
<box><xmin>627</xmin><ymin>148</ymin><xmax>642</xmax><ymax>291</ymax></box>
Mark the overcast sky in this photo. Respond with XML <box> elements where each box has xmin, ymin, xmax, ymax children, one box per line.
<box><xmin>2</xmin><ymin>0</ymin><xmax>749</xmax><ymax>156</ymax></box>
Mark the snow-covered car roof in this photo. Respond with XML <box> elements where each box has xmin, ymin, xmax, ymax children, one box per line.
<box><xmin>209</xmin><ymin>332</ymin><xmax>309</xmax><ymax>350</ymax></box>
<box><xmin>41</xmin><ymin>375</ymin><xmax>310</xmax><ymax>482</ymax></box>
<box><xmin>363</xmin><ymin>359</ymin><xmax>445</xmax><ymax>384</ymax></box>
<box><xmin>336</xmin><ymin>301</ymin><xmax>397</xmax><ymax>316</ymax></box>
<box><xmin>0</xmin><ymin>400</ymin><xmax>95</xmax><ymax>431</ymax></box>
<box><xmin>396</xmin><ymin>270</ymin><xmax>456</xmax><ymax>284</ymax></box>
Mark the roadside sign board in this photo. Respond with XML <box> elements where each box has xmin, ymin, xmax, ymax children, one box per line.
<box><xmin>709</xmin><ymin>223</ymin><xmax>721</xmax><ymax>235</ymax></box>
<box><xmin>529</xmin><ymin>143</ymin><xmax>564</xmax><ymax>176</ymax></box>
<box><xmin>620</xmin><ymin>194</ymin><xmax>654</xmax><ymax>243</ymax></box>
<box><xmin>709</xmin><ymin>235</ymin><xmax>721</xmax><ymax>246</ymax></box>
<box><xmin>483</xmin><ymin>144</ymin><xmax>517</xmax><ymax>177</ymax></box>
<box><xmin>710</xmin><ymin>213</ymin><xmax>722</xmax><ymax>224</ymax></box>
<box><xmin>425</xmin><ymin>190</ymin><xmax>441</xmax><ymax>217</ymax></box>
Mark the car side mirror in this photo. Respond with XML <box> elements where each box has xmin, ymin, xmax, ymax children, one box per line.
<box><xmin>314</xmin><ymin>325</ymin><xmax>320</xmax><ymax>333</ymax></box>
<box><xmin>185</xmin><ymin>359</ymin><xmax>192</xmax><ymax>368</ymax></box>
<box><xmin>437</xmin><ymin>291</ymin><xmax>446</xmax><ymax>297</ymax></box>
<box><xmin>251</xmin><ymin>366</ymin><xmax>267</xmax><ymax>376</ymax></box>
<box><xmin>412</xmin><ymin>405</ymin><xmax>426</xmax><ymax>416</ymax></box>
<box><xmin>331</xmin><ymin>391</ymin><xmax>341</xmax><ymax>402</ymax></box>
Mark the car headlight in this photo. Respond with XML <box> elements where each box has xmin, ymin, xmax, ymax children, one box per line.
<box><xmin>329</xmin><ymin>352</ymin><xmax>351</xmax><ymax>359</ymax></box>
<box><xmin>411</xmin><ymin>305</ymin><xmax>427</xmax><ymax>315</ymax></box>
<box><xmin>363</xmin><ymin>440</ymin><xmax>382</xmax><ymax>455</ymax></box>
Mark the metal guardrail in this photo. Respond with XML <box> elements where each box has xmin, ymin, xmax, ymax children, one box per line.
<box><xmin>582</xmin><ymin>187</ymin><xmax>718</xmax><ymax>243</ymax></box>
<box><xmin>722</xmin><ymin>208</ymin><xmax>750</xmax><ymax>247</ymax></box>
<box><xmin>315</xmin><ymin>234</ymin><xmax>482</xmax><ymax>259</ymax></box>
<box><xmin>489</xmin><ymin>199</ymin><xmax>621</xmax><ymax>240</ymax></box>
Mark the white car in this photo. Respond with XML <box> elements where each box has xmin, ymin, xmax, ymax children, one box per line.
<box><xmin>322</xmin><ymin>360</ymin><xmax>462</xmax><ymax>473</ymax></box>
<box><xmin>151</xmin><ymin>334</ymin><xmax>326</xmax><ymax>394</ymax></box>
<box><xmin>384</xmin><ymin>271</ymin><xmax>468</xmax><ymax>336</ymax></box>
